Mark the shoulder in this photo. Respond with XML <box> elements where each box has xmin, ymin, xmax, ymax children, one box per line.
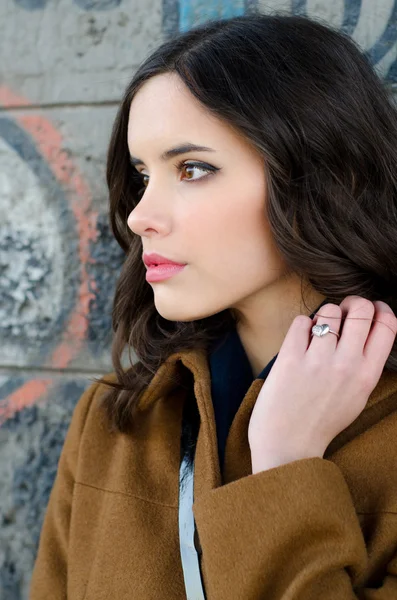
<box><xmin>69</xmin><ymin>371</ymin><xmax>182</xmax><ymax>502</ymax></box>
<box><xmin>67</xmin><ymin>373</ymin><xmax>118</xmax><ymax>445</ymax></box>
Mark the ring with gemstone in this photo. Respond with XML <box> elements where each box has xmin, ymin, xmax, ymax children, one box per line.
<box><xmin>311</xmin><ymin>323</ymin><xmax>340</xmax><ymax>339</ymax></box>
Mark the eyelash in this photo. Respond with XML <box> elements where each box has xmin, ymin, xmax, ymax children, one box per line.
<box><xmin>133</xmin><ymin>159</ymin><xmax>220</xmax><ymax>196</ymax></box>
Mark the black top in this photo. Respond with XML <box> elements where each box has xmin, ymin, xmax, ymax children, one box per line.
<box><xmin>208</xmin><ymin>298</ymin><xmax>330</xmax><ymax>473</ymax></box>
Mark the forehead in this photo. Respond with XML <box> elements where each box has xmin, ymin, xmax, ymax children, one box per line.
<box><xmin>128</xmin><ymin>73</ymin><xmax>211</xmax><ymax>124</ymax></box>
<box><xmin>127</xmin><ymin>73</ymin><xmax>234</xmax><ymax>151</ymax></box>
<box><xmin>126</xmin><ymin>73</ymin><xmax>263</xmax><ymax>168</ymax></box>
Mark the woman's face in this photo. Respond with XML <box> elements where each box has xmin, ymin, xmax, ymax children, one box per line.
<box><xmin>127</xmin><ymin>72</ymin><xmax>288</xmax><ymax>322</ymax></box>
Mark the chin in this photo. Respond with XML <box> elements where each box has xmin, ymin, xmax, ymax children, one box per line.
<box><xmin>155</xmin><ymin>310</ymin><xmax>201</xmax><ymax>322</ymax></box>
<box><xmin>154</xmin><ymin>302</ymin><xmax>220</xmax><ymax>323</ymax></box>
<box><xmin>153</xmin><ymin>302</ymin><xmax>193</xmax><ymax>321</ymax></box>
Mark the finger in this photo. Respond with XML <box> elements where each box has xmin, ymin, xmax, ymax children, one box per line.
<box><xmin>307</xmin><ymin>303</ymin><xmax>342</xmax><ymax>357</ymax></box>
<box><xmin>363</xmin><ymin>300</ymin><xmax>397</xmax><ymax>375</ymax></box>
<box><xmin>278</xmin><ymin>314</ymin><xmax>313</xmax><ymax>359</ymax></box>
<box><xmin>337</xmin><ymin>296</ymin><xmax>375</xmax><ymax>360</ymax></box>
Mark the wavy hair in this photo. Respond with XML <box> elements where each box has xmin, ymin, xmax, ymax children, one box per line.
<box><xmin>96</xmin><ymin>13</ymin><xmax>397</xmax><ymax>433</ymax></box>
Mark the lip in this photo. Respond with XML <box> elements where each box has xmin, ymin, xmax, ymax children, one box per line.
<box><xmin>142</xmin><ymin>252</ymin><xmax>187</xmax><ymax>268</ymax></box>
<box><xmin>145</xmin><ymin>264</ymin><xmax>186</xmax><ymax>282</ymax></box>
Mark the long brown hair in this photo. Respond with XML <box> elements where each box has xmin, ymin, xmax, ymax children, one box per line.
<box><xmin>96</xmin><ymin>13</ymin><xmax>397</xmax><ymax>433</ymax></box>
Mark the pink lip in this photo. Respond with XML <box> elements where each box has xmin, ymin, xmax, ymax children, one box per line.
<box><xmin>145</xmin><ymin>264</ymin><xmax>186</xmax><ymax>282</ymax></box>
<box><xmin>143</xmin><ymin>252</ymin><xmax>186</xmax><ymax>268</ymax></box>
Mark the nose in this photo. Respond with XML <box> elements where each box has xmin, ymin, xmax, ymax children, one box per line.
<box><xmin>127</xmin><ymin>188</ymin><xmax>171</xmax><ymax>237</ymax></box>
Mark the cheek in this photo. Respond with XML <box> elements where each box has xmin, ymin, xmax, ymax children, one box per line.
<box><xmin>150</xmin><ymin>187</ymin><xmax>287</xmax><ymax>321</ymax></box>
<box><xmin>183</xmin><ymin>185</ymin><xmax>283</xmax><ymax>278</ymax></box>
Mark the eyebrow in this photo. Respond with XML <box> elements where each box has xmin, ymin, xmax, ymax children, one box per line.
<box><xmin>129</xmin><ymin>142</ymin><xmax>215</xmax><ymax>166</ymax></box>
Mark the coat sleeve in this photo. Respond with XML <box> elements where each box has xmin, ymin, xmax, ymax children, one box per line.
<box><xmin>193</xmin><ymin>457</ymin><xmax>397</xmax><ymax>599</ymax></box>
<box><xmin>29</xmin><ymin>380</ymin><xmax>100</xmax><ymax>600</ymax></box>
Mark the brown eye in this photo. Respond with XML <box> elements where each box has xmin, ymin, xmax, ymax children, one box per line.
<box><xmin>134</xmin><ymin>161</ymin><xmax>219</xmax><ymax>197</ymax></box>
<box><xmin>180</xmin><ymin>164</ymin><xmax>213</xmax><ymax>181</ymax></box>
<box><xmin>134</xmin><ymin>172</ymin><xmax>148</xmax><ymax>199</ymax></box>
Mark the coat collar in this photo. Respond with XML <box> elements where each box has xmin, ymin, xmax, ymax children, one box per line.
<box><xmin>139</xmin><ymin>296</ymin><xmax>332</xmax><ymax>413</ymax></box>
<box><xmin>138</xmin><ymin>292</ymin><xmax>397</xmax><ymax>416</ymax></box>
<box><xmin>138</xmin><ymin>344</ymin><xmax>397</xmax><ymax>415</ymax></box>
<box><xmin>137</xmin><ymin>344</ymin><xmax>397</xmax><ymax>488</ymax></box>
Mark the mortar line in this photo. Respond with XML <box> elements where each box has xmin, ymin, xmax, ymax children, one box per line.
<box><xmin>0</xmin><ymin>99</ymin><xmax>121</xmax><ymax>112</ymax></box>
<box><xmin>0</xmin><ymin>365</ymin><xmax>111</xmax><ymax>377</ymax></box>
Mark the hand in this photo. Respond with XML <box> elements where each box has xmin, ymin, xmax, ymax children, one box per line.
<box><xmin>248</xmin><ymin>296</ymin><xmax>397</xmax><ymax>473</ymax></box>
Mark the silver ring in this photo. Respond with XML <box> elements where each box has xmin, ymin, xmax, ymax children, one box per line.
<box><xmin>311</xmin><ymin>323</ymin><xmax>340</xmax><ymax>339</ymax></box>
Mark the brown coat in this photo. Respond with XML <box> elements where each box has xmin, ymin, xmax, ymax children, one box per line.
<box><xmin>30</xmin><ymin>347</ymin><xmax>397</xmax><ymax>599</ymax></box>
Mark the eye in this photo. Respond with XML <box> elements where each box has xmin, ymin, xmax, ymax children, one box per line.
<box><xmin>177</xmin><ymin>161</ymin><xmax>219</xmax><ymax>182</ymax></box>
<box><xmin>132</xmin><ymin>171</ymin><xmax>149</xmax><ymax>198</ymax></box>
<box><xmin>132</xmin><ymin>160</ymin><xmax>221</xmax><ymax>199</ymax></box>
<box><xmin>141</xmin><ymin>174</ymin><xmax>150</xmax><ymax>187</ymax></box>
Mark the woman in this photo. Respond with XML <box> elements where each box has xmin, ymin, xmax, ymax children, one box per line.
<box><xmin>30</xmin><ymin>13</ymin><xmax>397</xmax><ymax>599</ymax></box>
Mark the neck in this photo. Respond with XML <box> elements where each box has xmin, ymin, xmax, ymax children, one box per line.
<box><xmin>234</xmin><ymin>274</ymin><xmax>326</xmax><ymax>378</ymax></box>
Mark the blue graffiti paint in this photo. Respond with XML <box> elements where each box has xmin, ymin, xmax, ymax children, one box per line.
<box><xmin>366</xmin><ymin>0</ymin><xmax>397</xmax><ymax>65</ymax></box>
<box><xmin>179</xmin><ymin>0</ymin><xmax>245</xmax><ymax>32</ymax></box>
<box><xmin>291</xmin><ymin>0</ymin><xmax>397</xmax><ymax>71</ymax></box>
<box><xmin>74</xmin><ymin>0</ymin><xmax>122</xmax><ymax>9</ymax></box>
<box><xmin>290</xmin><ymin>0</ymin><xmax>305</xmax><ymax>15</ymax></box>
<box><xmin>1</xmin><ymin>380</ymin><xmax>89</xmax><ymax>593</ymax></box>
<box><xmin>163</xmin><ymin>0</ymin><xmax>256</xmax><ymax>36</ymax></box>
<box><xmin>13</xmin><ymin>0</ymin><xmax>121</xmax><ymax>9</ymax></box>
<box><xmin>0</xmin><ymin>376</ymin><xmax>26</xmax><ymax>405</ymax></box>
<box><xmin>162</xmin><ymin>0</ymin><xmax>180</xmax><ymax>38</ymax></box>
<box><xmin>0</xmin><ymin>118</ymin><xmax>78</xmax><ymax>399</ymax></box>
<box><xmin>14</xmin><ymin>0</ymin><xmax>47</xmax><ymax>8</ymax></box>
<box><xmin>341</xmin><ymin>0</ymin><xmax>362</xmax><ymax>37</ymax></box>
<box><xmin>388</xmin><ymin>57</ymin><xmax>397</xmax><ymax>80</ymax></box>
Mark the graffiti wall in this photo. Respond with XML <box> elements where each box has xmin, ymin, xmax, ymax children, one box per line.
<box><xmin>1</xmin><ymin>0</ymin><xmax>396</xmax><ymax>597</ymax></box>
